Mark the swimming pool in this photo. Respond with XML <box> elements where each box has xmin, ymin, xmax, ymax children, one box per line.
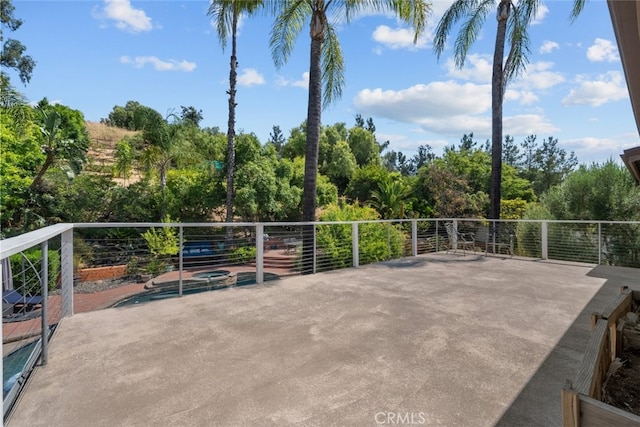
<box><xmin>113</xmin><ymin>272</ymin><xmax>280</xmax><ymax>307</ymax></box>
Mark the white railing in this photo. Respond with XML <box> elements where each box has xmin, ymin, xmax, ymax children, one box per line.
<box><xmin>1</xmin><ymin>218</ymin><xmax>639</xmax><ymax>421</ymax></box>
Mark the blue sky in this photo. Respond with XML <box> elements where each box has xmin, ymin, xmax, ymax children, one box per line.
<box><xmin>8</xmin><ymin>0</ymin><xmax>639</xmax><ymax>165</ymax></box>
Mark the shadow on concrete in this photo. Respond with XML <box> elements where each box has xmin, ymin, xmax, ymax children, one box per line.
<box><xmin>495</xmin><ymin>263</ymin><xmax>640</xmax><ymax>426</ymax></box>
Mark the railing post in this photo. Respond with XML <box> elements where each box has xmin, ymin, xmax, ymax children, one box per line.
<box><xmin>598</xmin><ymin>222</ymin><xmax>602</xmax><ymax>265</ymax></box>
<box><xmin>178</xmin><ymin>226</ymin><xmax>183</xmax><ymax>297</ymax></box>
<box><xmin>452</xmin><ymin>219</ymin><xmax>458</xmax><ymax>251</ymax></box>
<box><xmin>40</xmin><ymin>241</ymin><xmax>48</xmax><ymax>366</ymax></box>
<box><xmin>256</xmin><ymin>224</ymin><xmax>264</xmax><ymax>284</ymax></box>
<box><xmin>352</xmin><ymin>222</ymin><xmax>359</xmax><ymax>268</ymax></box>
<box><xmin>1</xmin><ymin>260</ymin><xmax>4</xmax><ymax>383</ymax></box>
<box><xmin>412</xmin><ymin>220</ymin><xmax>418</xmax><ymax>256</ymax></box>
<box><xmin>435</xmin><ymin>220</ymin><xmax>439</xmax><ymax>252</ymax></box>
<box><xmin>541</xmin><ymin>221</ymin><xmax>548</xmax><ymax>260</ymax></box>
<box><xmin>61</xmin><ymin>229</ymin><xmax>74</xmax><ymax>317</ymax></box>
<box><xmin>313</xmin><ymin>224</ymin><xmax>317</xmax><ymax>274</ymax></box>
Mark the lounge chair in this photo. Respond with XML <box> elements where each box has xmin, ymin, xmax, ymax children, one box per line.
<box><xmin>3</xmin><ymin>290</ymin><xmax>44</xmax><ymax>308</ymax></box>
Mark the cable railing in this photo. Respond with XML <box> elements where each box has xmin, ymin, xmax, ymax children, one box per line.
<box><xmin>1</xmin><ymin>218</ymin><xmax>639</xmax><ymax>421</ymax></box>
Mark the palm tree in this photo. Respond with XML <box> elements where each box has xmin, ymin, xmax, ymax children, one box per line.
<box><xmin>208</xmin><ymin>0</ymin><xmax>262</xmax><ymax>229</ymax></box>
<box><xmin>270</xmin><ymin>0</ymin><xmax>429</xmax><ymax>270</ymax></box>
<box><xmin>433</xmin><ymin>0</ymin><xmax>585</xmax><ymax>220</ymax></box>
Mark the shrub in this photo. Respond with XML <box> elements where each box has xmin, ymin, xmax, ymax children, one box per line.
<box><xmin>10</xmin><ymin>249</ymin><xmax>60</xmax><ymax>295</ymax></box>
<box><xmin>316</xmin><ymin>202</ymin><xmax>406</xmax><ymax>269</ymax></box>
<box><xmin>229</xmin><ymin>246</ymin><xmax>256</xmax><ymax>264</ymax></box>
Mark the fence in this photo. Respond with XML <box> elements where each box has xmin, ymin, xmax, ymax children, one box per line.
<box><xmin>1</xmin><ymin>218</ymin><xmax>639</xmax><ymax>421</ymax></box>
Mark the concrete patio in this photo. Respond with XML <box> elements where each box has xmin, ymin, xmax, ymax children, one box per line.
<box><xmin>7</xmin><ymin>253</ymin><xmax>640</xmax><ymax>426</ymax></box>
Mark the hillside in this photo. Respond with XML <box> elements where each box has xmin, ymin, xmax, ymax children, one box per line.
<box><xmin>84</xmin><ymin>121</ymin><xmax>141</xmax><ymax>185</ymax></box>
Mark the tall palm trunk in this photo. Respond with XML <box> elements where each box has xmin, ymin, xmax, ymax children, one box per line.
<box><xmin>225</xmin><ymin>10</ymin><xmax>238</xmax><ymax>237</ymax></box>
<box><xmin>301</xmin><ymin>8</ymin><xmax>325</xmax><ymax>273</ymax></box>
<box><xmin>489</xmin><ymin>0</ymin><xmax>510</xmax><ymax>221</ymax></box>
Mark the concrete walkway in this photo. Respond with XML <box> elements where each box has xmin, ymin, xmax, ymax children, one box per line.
<box><xmin>8</xmin><ymin>254</ymin><xmax>640</xmax><ymax>426</ymax></box>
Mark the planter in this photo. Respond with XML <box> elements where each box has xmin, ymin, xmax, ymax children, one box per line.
<box><xmin>562</xmin><ymin>286</ymin><xmax>640</xmax><ymax>426</ymax></box>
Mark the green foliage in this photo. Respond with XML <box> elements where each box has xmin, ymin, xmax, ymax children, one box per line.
<box><xmin>500</xmin><ymin>198</ymin><xmax>529</xmax><ymax>220</ymax></box>
<box><xmin>347</xmin><ymin>126</ymin><xmax>379</xmax><ymax>167</ymax></box>
<box><xmin>370</xmin><ymin>177</ymin><xmax>412</xmax><ymax>219</ymax></box>
<box><xmin>316</xmin><ymin>202</ymin><xmax>405</xmax><ymax>269</ymax></box>
<box><xmin>540</xmin><ymin>161</ymin><xmax>640</xmax><ymax>267</ymax></box>
<box><xmin>515</xmin><ymin>203</ymin><xmax>551</xmax><ymax>258</ymax></box>
<box><xmin>324</xmin><ymin>140</ymin><xmax>357</xmax><ymax>192</ymax></box>
<box><xmin>229</xmin><ymin>246</ymin><xmax>256</xmax><ymax>264</ymax></box>
<box><xmin>10</xmin><ymin>249</ymin><xmax>60</xmax><ymax>295</ymax></box>
<box><xmin>142</xmin><ymin>215</ymin><xmax>179</xmax><ymax>257</ymax></box>
<box><xmin>113</xmin><ymin>138</ymin><xmax>134</xmax><ymax>182</ymax></box>
<box><xmin>1</xmin><ymin>0</ymin><xmax>36</xmax><ymax>85</ymax></box>
<box><xmin>346</xmin><ymin>164</ymin><xmax>392</xmax><ymax>204</ymax></box>
<box><xmin>164</xmin><ymin>169</ymin><xmax>223</xmax><ymax>222</ymax></box>
<box><xmin>415</xmin><ymin>162</ymin><xmax>486</xmax><ymax>218</ymax></box>
<box><xmin>281</xmin><ymin>122</ymin><xmax>307</xmax><ymax>160</ymax></box>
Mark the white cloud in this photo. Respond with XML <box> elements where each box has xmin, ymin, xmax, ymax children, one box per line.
<box><xmin>277</xmin><ymin>72</ymin><xmax>309</xmax><ymax>89</ymax></box>
<box><xmin>562</xmin><ymin>71</ymin><xmax>628</xmax><ymax>106</ymax></box>
<box><xmin>372</xmin><ymin>25</ymin><xmax>429</xmax><ymax>50</ymax></box>
<box><xmin>353</xmin><ymin>80</ymin><xmax>558</xmax><ymax>138</ymax></box>
<box><xmin>354</xmin><ymin>81</ymin><xmax>491</xmax><ymax>123</ymax></box>
<box><xmin>531</xmin><ymin>4</ymin><xmax>549</xmax><ymax>25</ymax></box>
<box><xmin>446</xmin><ymin>54</ymin><xmax>492</xmax><ymax>83</ymax></box>
<box><xmin>539</xmin><ymin>40</ymin><xmax>559</xmax><ymax>54</ymax></box>
<box><xmin>119</xmin><ymin>56</ymin><xmax>196</xmax><ymax>72</ymax></box>
<box><xmin>512</xmin><ymin>61</ymin><xmax>564</xmax><ymax>90</ymax></box>
<box><xmin>237</xmin><ymin>68</ymin><xmax>265</xmax><ymax>87</ymax></box>
<box><xmin>586</xmin><ymin>38</ymin><xmax>620</xmax><ymax>62</ymax></box>
<box><xmin>504</xmin><ymin>90</ymin><xmax>539</xmax><ymax>105</ymax></box>
<box><xmin>563</xmin><ymin>135</ymin><xmax>640</xmax><ymax>163</ymax></box>
<box><xmin>95</xmin><ymin>0</ymin><xmax>153</xmax><ymax>33</ymax></box>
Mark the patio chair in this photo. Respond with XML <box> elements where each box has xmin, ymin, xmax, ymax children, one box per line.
<box><xmin>444</xmin><ymin>223</ymin><xmax>476</xmax><ymax>255</ymax></box>
<box><xmin>475</xmin><ymin>225</ymin><xmax>514</xmax><ymax>257</ymax></box>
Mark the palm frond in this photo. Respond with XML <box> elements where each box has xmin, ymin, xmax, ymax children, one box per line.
<box><xmin>569</xmin><ymin>0</ymin><xmax>586</xmax><ymax>22</ymax></box>
<box><xmin>322</xmin><ymin>23</ymin><xmax>345</xmax><ymax>107</ymax></box>
<box><xmin>208</xmin><ymin>0</ymin><xmax>264</xmax><ymax>49</ymax></box>
<box><xmin>453</xmin><ymin>0</ymin><xmax>493</xmax><ymax>68</ymax></box>
<box><xmin>503</xmin><ymin>3</ymin><xmax>531</xmax><ymax>91</ymax></box>
<box><xmin>433</xmin><ymin>0</ymin><xmax>480</xmax><ymax>60</ymax></box>
<box><xmin>389</xmin><ymin>0</ymin><xmax>431</xmax><ymax>43</ymax></box>
<box><xmin>270</xmin><ymin>0</ymin><xmax>310</xmax><ymax>69</ymax></box>
<box><xmin>207</xmin><ymin>0</ymin><xmax>232</xmax><ymax>48</ymax></box>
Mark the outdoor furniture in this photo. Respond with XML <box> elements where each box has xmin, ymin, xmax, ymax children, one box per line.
<box><xmin>282</xmin><ymin>238</ymin><xmax>302</xmax><ymax>254</ymax></box>
<box><xmin>475</xmin><ymin>225</ymin><xmax>514</xmax><ymax>257</ymax></box>
<box><xmin>444</xmin><ymin>223</ymin><xmax>475</xmax><ymax>255</ymax></box>
<box><xmin>3</xmin><ymin>290</ymin><xmax>43</xmax><ymax>309</ymax></box>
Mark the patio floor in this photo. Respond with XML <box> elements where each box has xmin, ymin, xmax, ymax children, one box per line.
<box><xmin>8</xmin><ymin>253</ymin><xmax>640</xmax><ymax>426</ymax></box>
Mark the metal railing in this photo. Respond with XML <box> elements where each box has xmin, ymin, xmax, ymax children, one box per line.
<box><xmin>1</xmin><ymin>218</ymin><xmax>639</xmax><ymax>422</ymax></box>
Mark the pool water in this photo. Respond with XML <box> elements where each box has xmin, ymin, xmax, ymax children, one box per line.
<box><xmin>3</xmin><ymin>340</ymin><xmax>39</xmax><ymax>398</ymax></box>
<box><xmin>113</xmin><ymin>272</ymin><xmax>279</xmax><ymax>307</ymax></box>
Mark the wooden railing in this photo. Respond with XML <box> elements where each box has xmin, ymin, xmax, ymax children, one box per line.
<box><xmin>562</xmin><ymin>287</ymin><xmax>640</xmax><ymax>427</ymax></box>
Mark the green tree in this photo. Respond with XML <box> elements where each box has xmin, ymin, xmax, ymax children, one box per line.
<box><xmin>370</xmin><ymin>177</ymin><xmax>412</xmax><ymax>219</ymax></box>
<box><xmin>324</xmin><ymin>139</ymin><xmax>357</xmax><ymax>193</ymax></box>
<box><xmin>180</xmin><ymin>105</ymin><xmax>203</xmax><ymax>127</ymax></box>
<box><xmin>270</xmin><ymin>0</ymin><xmax>429</xmax><ymax>227</ymax></box>
<box><xmin>347</xmin><ymin>126</ymin><xmax>379</xmax><ymax>167</ymax></box>
<box><xmin>113</xmin><ymin>138</ymin><xmax>134</xmax><ymax>184</ymax></box>
<box><xmin>1</xmin><ymin>0</ymin><xmax>35</xmax><ymax>85</ymax></box>
<box><xmin>434</xmin><ymin>0</ymin><xmax>585</xmax><ymax>219</ymax></box>
<box><xmin>30</xmin><ymin>100</ymin><xmax>90</xmax><ymax>191</ymax></box>
<box><xmin>267</xmin><ymin>124</ymin><xmax>286</xmax><ymax>156</ymax></box>
<box><xmin>208</xmin><ymin>0</ymin><xmax>262</xmax><ymax>228</ymax></box>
